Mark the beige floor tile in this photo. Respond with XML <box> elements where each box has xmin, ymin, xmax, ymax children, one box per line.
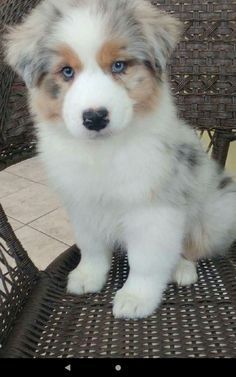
<box><xmin>0</xmin><ymin>171</ymin><xmax>32</xmax><ymax>199</ymax></box>
<box><xmin>30</xmin><ymin>207</ymin><xmax>75</xmax><ymax>246</ymax></box>
<box><xmin>1</xmin><ymin>183</ymin><xmax>61</xmax><ymax>224</ymax></box>
<box><xmin>8</xmin><ymin>217</ymin><xmax>24</xmax><ymax>231</ymax></box>
<box><xmin>15</xmin><ymin>226</ymin><xmax>68</xmax><ymax>270</ymax></box>
<box><xmin>6</xmin><ymin>157</ymin><xmax>47</xmax><ymax>183</ymax></box>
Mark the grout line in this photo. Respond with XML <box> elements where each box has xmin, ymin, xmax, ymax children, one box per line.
<box><xmin>25</xmin><ymin>207</ymin><xmax>62</xmax><ymax>225</ymax></box>
<box><xmin>27</xmin><ymin>224</ymin><xmax>72</xmax><ymax>248</ymax></box>
<box><xmin>4</xmin><ymin>206</ymin><xmax>62</xmax><ymax>227</ymax></box>
<box><xmin>10</xmin><ymin>208</ymin><xmax>74</xmax><ymax>247</ymax></box>
<box><xmin>0</xmin><ymin>181</ymin><xmax>49</xmax><ymax>202</ymax></box>
<box><xmin>2</xmin><ymin>161</ymin><xmax>73</xmax><ymax>248</ymax></box>
<box><xmin>3</xmin><ymin>169</ymin><xmax>48</xmax><ymax>186</ymax></box>
<box><xmin>8</xmin><ymin>216</ymin><xmax>25</xmax><ymax>229</ymax></box>
<box><xmin>0</xmin><ymin>174</ymin><xmax>34</xmax><ymax>200</ymax></box>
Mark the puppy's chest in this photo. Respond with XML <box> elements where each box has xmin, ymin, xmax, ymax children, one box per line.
<box><xmin>56</xmin><ymin>148</ymin><xmax>167</xmax><ymax>206</ymax></box>
<box><xmin>68</xmin><ymin>161</ymin><xmax>150</xmax><ymax>203</ymax></box>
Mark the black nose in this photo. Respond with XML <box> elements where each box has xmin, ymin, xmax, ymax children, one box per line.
<box><xmin>83</xmin><ymin>108</ymin><xmax>109</xmax><ymax>132</ymax></box>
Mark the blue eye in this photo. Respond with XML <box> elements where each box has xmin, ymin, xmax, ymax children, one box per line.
<box><xmin>62</xmin><ymin>66</ymin><xmax>75</xmax><ymax>80</ymax></box>
<box><xmin>111</xmin><ymin>61</ymin><xmax>127</xmax><ymax>74</ymax></box>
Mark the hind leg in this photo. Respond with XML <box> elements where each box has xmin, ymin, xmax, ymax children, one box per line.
<box><xmin>184</xmin><ymin>190</ymin><xmax>236</xmax><ymax>262</ymax></box>
<box><xmin>203</xmin><ymin>190</ymin><xmax>236</xmax><ymax>256</ymax></box>
<box><xmin>173</xmin><ymin>188</ymin><xmax>236</xmax><ymax>287</ymax></box>
<box><xmin>172</xmin><ymin>256</ymin><xmax>198</xmax><ymax>286</ymax></box>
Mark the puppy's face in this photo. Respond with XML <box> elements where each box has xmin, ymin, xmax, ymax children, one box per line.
<box><xmin>5</xmin><ymin>0</ymin><xmax>181</xmax><ymax>139</ymax></box>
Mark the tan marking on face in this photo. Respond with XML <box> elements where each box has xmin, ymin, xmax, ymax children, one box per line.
<box><xmin>121</xmin><ymin>64</ymin><xmax>160</xmax><ymax>114</ymax></box>
<box><xmin>98</xmin><ymin>40</ymin><xmax>160</xmax><ymax>114</ymax></box>
<box><xmin>29</xmin><ymin>44</ymin><xmax>83</xmax><ymax>122</ymax></box>
<box><xmin>30</xmin><ymin>73</ymin><xmax>70</xmax><ymax>121</ymax></box>
<box><xmin>97</xmin><ymin>39</ymin><xmax>128</xmax><ymax>71</ymax></box>
<box><xmin>30</xmin><ymin>75</ymin><xmax>66</xmax><ymax>122</ymax></box>
<box><xmin>57</xmin><ymin>44</ymin><xmax>83</xmax><ymax>72</ymax></box>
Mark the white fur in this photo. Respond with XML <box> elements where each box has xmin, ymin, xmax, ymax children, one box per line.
<box><xmin>63</xmin><ymin>70</ymin><xmax>133</xmax><ymax>138</ymax></box>
<box><xmin>52</xmin><ymin>8</ymin><xmax>106</xmax><ymax>64</ymax></box>
<box><xmin>38</xmin><ymin>78</ymin><xmax>236</xmax><ymax>318</ymax></box>
<box><xmin>50</xmin><ymin>9</ymin><xmax>134</xmax><ymax>139</ymax></box>
<box><xmin>7</xmin><ymin>0</ymin><xmax>236</xmax><ymax>319</ymax></box>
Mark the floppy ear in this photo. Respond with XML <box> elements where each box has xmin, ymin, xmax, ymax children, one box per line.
<box><xmin>135</xmin><ymin>1</ymin><xmax>183</xmax><ymax>72</ymax></box>
<box><xmin>4</xmin><ymin>1</ymin><xmax>62</xmax><ymax>88</ymax></box>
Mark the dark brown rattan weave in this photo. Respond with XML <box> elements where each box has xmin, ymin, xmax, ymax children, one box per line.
<box><xmin>0</xmin><ymin>0</ymin><xmax>41</xmax><ymax>170</ymax></box>
<box><xmin>0</xmin><ymin>0</ymin><xmax>235</xmax><ymax>169</ymax></box>
<box><xmin>156</xmin><ymin>0</ymin><xmax>236</xmax><ymax>166</ymax></box>
<box><xmin>0</xmin><ymin>204</ymin><xmax>39</xmax><ymax>349</ymax></box>
<box><xmin>0</xmin><ymin>203</ymin><xmax>236</xmax><ymax>358</ymax></box>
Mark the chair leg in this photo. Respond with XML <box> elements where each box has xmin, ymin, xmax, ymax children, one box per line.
<box><xmin>211</xmin><ymin>130</ymin><xmax>231</xmax><ymax>168</ymax></box>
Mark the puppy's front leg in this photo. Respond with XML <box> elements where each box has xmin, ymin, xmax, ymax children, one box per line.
<box><xmin>113</xmin><ymin>207</ymin><xmax>185</xmax><ymax>319</ymax></box>
<box><xmin>67</xmin><ymin>231</ymin><xmax>112</xmax><ymax>295</ymax></box>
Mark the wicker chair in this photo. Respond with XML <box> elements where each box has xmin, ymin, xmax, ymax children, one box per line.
<box><xmin>0</xmin><ymin>0</ymin><xmax>236</xmax><ymax>358</ymax></box>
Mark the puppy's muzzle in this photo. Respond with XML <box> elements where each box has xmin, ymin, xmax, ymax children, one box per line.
<box><xmin>83</xmin><ymin>108</ymin><xmax>109</xmax><ymax>132</ymax></box>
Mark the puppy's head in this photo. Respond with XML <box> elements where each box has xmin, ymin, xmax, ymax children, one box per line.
<box><xmin>5</xmin><ymin>0</ymin><xmax>182</xmax><ymax>139</ymax></box>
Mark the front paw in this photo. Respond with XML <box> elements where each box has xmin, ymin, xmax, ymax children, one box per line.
<box><xmin>172</xmin><ymin>258</ymin><xmax>198</xmax><ymax>286</ymax></box>
<box><xmin>113</xmin><ymin>288</ymin><xmax>160</xmax><ymax>319</ymax></box>
<box><xmin>67</xmin><ymin>265</ymin><xmax>108</xmax><ymax>295</ymax></box>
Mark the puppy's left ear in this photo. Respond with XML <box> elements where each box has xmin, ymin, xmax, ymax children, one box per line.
<box><xmin>135</xmin><ymin>1</ymin><xmax>183</xmax><ymax>72</ymax></box>
<box><xmin>4</xmin><ymin>1</ymin><xmax>61</xmax><ymax>88</ymax></box>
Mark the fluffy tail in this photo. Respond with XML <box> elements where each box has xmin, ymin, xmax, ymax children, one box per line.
<box><xmin>184</xmin><ymin>182</ymin><xmax>236</xmax><ymax>261</ymax></box>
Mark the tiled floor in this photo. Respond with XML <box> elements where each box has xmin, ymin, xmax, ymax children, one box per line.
<box><xmin>0</xmin><ymin>157</ymin><xmax>75</xmax><ymax>270</ymax></box>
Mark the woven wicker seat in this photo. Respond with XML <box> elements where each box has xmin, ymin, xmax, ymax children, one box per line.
<box><xmin>1</xmin><ymin>205</ymin><xmax>236</xmax><ymax>358</ymax></box>
<box><xmin>0</xmin><ymin>0</ymin><xmax>236</xmax><ymax>358</ymax></box>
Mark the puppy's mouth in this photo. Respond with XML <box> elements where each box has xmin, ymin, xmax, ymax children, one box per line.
<box><xmin>83</xmin><ymin>126</ymin><xmax>113</xmax><ymax>140</ymax></box>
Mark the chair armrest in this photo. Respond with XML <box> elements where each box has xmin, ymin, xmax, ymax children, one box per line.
<box><xmin>0</xmin><ymin>203</ymin><xmax>39</xmax><ymax>349</ymax></box>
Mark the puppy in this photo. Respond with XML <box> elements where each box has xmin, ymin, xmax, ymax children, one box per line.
<box><xmin>5</xmin><ymin>0</ymin><xmax>236</xmax><ymax>319</ymax></box>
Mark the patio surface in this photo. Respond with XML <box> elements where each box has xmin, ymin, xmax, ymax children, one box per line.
<box><xmin>0</xmin><ymin>157</ymin><xmax>75</xmax><ymax>270</ymax></box>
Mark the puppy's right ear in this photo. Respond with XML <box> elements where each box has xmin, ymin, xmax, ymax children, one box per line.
<box><xmin>134</xmin><ymin>1</ymin><xmax>183</xmax><ymax>73</ymax></box>
<box><xmin>4</xmin><ymin>2</ymin><xmax>62</xmax><ymax>88</ymax></box>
